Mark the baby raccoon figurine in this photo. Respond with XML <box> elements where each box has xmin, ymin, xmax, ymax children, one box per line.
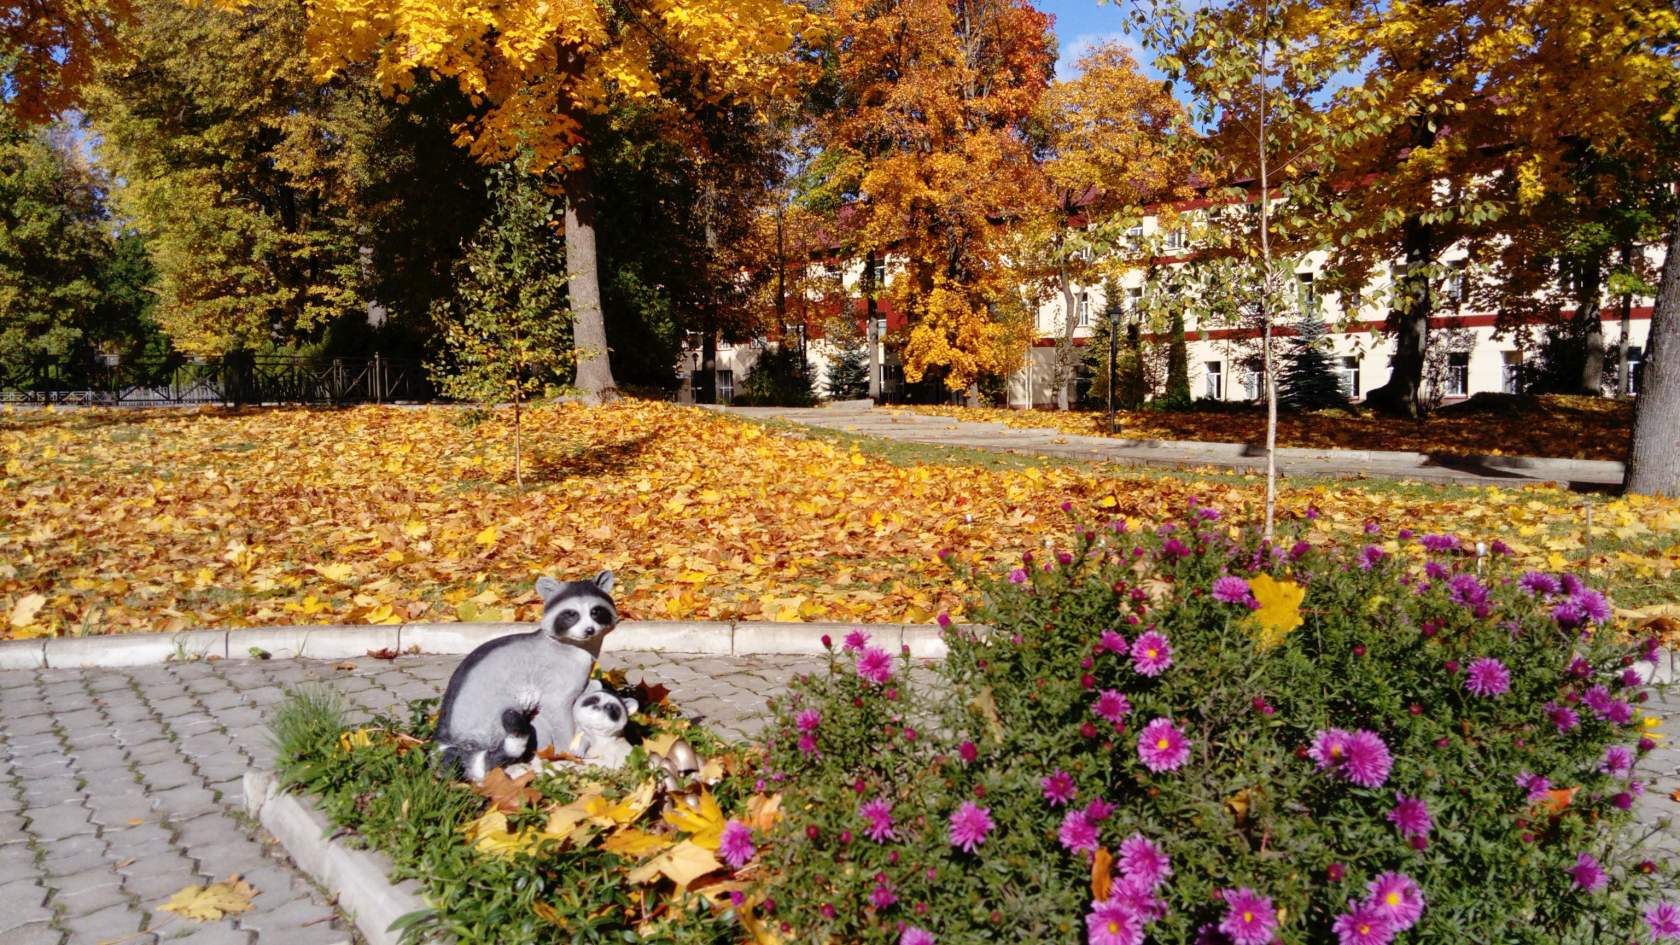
<box><xmin>439</xmin><ymin>706</ymin><xmax>538</xmax><ymax>782</ymax></box>
<box><xmin>435</xmin><ymin>571</ymin><xmax>618</xmax><ymax>780</ymax></box>
<box><xmin>571</xmin><ymin>680</ymin><xmax>638</xmax><ymax>768</ymax></box>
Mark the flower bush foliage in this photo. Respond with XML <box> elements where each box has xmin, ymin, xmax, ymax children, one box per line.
<box><xmin>756</xmin><ymin>511</ymin><xmax>1672</xmax><ymax>944</ymax></box>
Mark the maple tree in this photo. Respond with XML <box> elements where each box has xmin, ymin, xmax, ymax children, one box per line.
<box><xmin>299</xmin><ymin>0</ymin><xmax>817</xmax><ymax>404</ymax></box>
<box><xmin>812</xmin><ymin>0</ymin><xmax>1053</xmax><ymax>395</ymax></box>
<box><xmin>0</xmin><ymin>0</ymin><xmax>130</xmax><ymax>121</ymax></box>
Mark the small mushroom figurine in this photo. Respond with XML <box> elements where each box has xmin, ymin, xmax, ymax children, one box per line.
<box><xmin>648</xmin><ymin>737</ymin><xmax>703</xmax><ymax>799</ymax></box>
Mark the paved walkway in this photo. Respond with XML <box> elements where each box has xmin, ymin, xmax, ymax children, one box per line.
<box><xmin>2</xmin><ymin>649</ymin><xmax>1672</xmax><ymax>945</ymax></box>
<box><xmin>719</xmin><ymin>402</ymin><xmax>1625</xmax><ymax>488</ymax></box>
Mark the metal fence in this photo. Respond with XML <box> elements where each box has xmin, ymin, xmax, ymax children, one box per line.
<box><xmin>0</xmin><ymin>355</ymin><xmax>435</xmax><ymax>407</ymax></box>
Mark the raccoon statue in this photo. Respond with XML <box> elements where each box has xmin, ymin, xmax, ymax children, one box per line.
<box><xmin>571</xmin><ymin>680</ymin><xmax>639</xmax><ymax>768</ymax></box>
<box><xmin>434</xmin><ymin>571</ymin><xmax>618</xmax><ymax>780</ymax></box>
<box><xmin>439</xmin><ymin>706</ymin><xmax>538</xmax><ymax>782</ymax></box>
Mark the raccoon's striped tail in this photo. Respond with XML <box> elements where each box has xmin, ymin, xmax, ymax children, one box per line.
<box><xmin>436</xmin><ymin>708</ymin><xmax>538</xmax><ymax>782</ymax></box>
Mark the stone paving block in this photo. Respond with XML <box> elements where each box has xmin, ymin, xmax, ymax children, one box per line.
<box><xmin>149</xmin><ymin>783</ymin><xmax>222</xmax><ymax>820</ymax></box>
<box><xmin>2</xmin><ymin>713</ymin><xmax>59</xmax><ymax>736</ymax></box>
<box><xmin>1</xmin><ymin>922</ymin><xmax>64</xmax><ymax>945</ymax></box>
<box><xmin>25</xmin><ymin>802</ymin><xmax>95</xmax><ymax>841</ymax></box>
<box><xmin>136</xmin><ymin>760</ymin><xmax>199</xmax><ymax>793</ymax></box>
<box><xmin>122</xmin><ymin>865</ymin><xmax>203</xmax><ymax>902</ymax></box>
<box><xmin>89</xmin><ymin>798</ymin><xmax>162</xmax><ymax>830</ymax></box>
<box><xmin>190</xmin><ymin>836</ymin><xmax>274</xmax><ymax>879</ymax></box>
<box><xmin>62</xmin><ymin>902</ymin><xmax>148</xmax><ymax>943</ymax></box>
<box><xmin>230</xmin><ymin>894</ymin><xmax>345</xmax><ymax>940</ymax></box>
<box><xmin>166</xmin><ymin>923</ymin><xmax>258</xmax><ymax>945</ymax></box>
<box><xmin>39</xmin><ymin>836</ymin><xmax>110</xmax><ymax>876</ymax></box>
<box><xmin>0</xmin><ymin>876</ymin><xmax>50</xmax><ymax>910</ymax></box>
<box><xmin>53</xmin><ymin>877</ymin><xmax>130</xmax><ymax>916</ymax></box>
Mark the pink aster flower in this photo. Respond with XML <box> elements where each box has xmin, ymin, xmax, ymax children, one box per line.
<box><xmin>1042</xmin><ymin>769</ymin><xmax>1077</xmax><ymax>806</ymax></box>
<box><xmin>1601</xmin><ymin>745</ymin><xmax>1635</xmax><ymax>778</ymax></box>
<box><xmin>1218</xmin><ymin>888</ymin><xmax>1278</xmax><ymax>945</ymax></box>
<box><xmin>1584</xmin><ymin>684</ymin><xmax>1615</xmax><ymax>717</ymax></box>
<box><xmin>1212</xmin><ymin>576</ymin><xmax>1252</xmax><ymax>604</ymax></box>
<box><xmin>1341</xmin><ymin>730</ymin><xmax>1393</xmax><ymax>788</ymax></box>
<box><xmin>1569</xmin><ymin>852</ymin><xmax>1608</xmax><ymax>892</ymax></box>
<box><xmin>1420</xmin><ymin>533</ymin><xmax>1459</xmax><ymax>553</ymax></box>
<box><xmin>948</xmin><ymin>801</ymin><xmax>994</xmax><ymax>853</ymax></box>
<box><xmin>1008</xmin><ymin>568</ymin><xmax>1028</xmax><ymax>584</ymax></box>
<box><xmin>842</xmin><ymin>630</ymin><xmax>870</xmax><ymax>651</ymax></box>
<box><xmin>1093</xmin><ymin>689</ymin><xmax>1133</xmax><ymax>723</ymax></box>
<box><xmin>796</xmin><ymin>709</ymin><xmax>822</xmax><ymax>732</ymax></box>
<box><xmin>1118</xmin><ymin>833</ymin><xmax>1172</xmax><ymax>890</ymax></box>
<box><xmin>869</xmin><ymin>878</ymin><xmax>897</xmax><ymax>909</ymax></box>
<box><xmin>1309</xmin><ymin>729</ymin><xmax>1352</xmax><ymax>772</ymax></box>
<box><xmin>1099</xmin><ymin>630</ymin><xmax>1128</xmax><ymax>653</ymax></box>
<box><xmin>1515</xmin><ymin>771</ymin><xmax>1551</xmax><ymax>803</ymax></box>
<box><xmin>1546</xmin><ymin>700</ymin><xmax>1581</xmax><ymax>733</ymax></box>
<box><xmin>1574</xmin><ymin>588</ymin><xmax>1611</xmax><ymax>623</ymax></box>
<box><xmin>1358</xmin><ymin>545</ymin><xmax>1388</xmax><ymax>570</ymax></box>
<box><xmin>901</xmin><ymin>928</ymin><xmax>935</xmax><ymax>945</ymax></box>
<box><xmin>1387</xmin><ymin>794</ymin><xmax>1433</xmax><ymax>839</ymax></box>
<box><xmin>1519</xmin><ymin>571</ymin><xmax>1562</xmax><ymax>596</ymax></box>
<box><xmin>1137</xmin><ymin>718</ymin><xmax>1191</xmax><ymax>773</ymax></box>
<box><xmin>1059</xmin><ymin>809</ymin><xmax>1099</xmax><ymax>855</ymax></box>
<box><xmin>1108</xmin><ymin>875</ymin><xmax>1167</xmax><ymax>924</ymax></box>
<box><xmin>1333</xmin><ymin>900</ymin><xmax>1395</xmax><ymax>945</ymax></box>
<box><xmin>1131</xmin><ymin>631</ymin><xmax>1174</xmax><ymax>676</ymax></box>
<box><xmin>1087</xmin><ymin>899</ymin><xmax>1144</xmax><ymax>945</ymax></box>
<box><xmin>1646</xmin><ymin>901</ymin><xmax>1680</xmax><ymax>941</ymax></box>
<box><xmin>718</xmin><ymin>820</ymin><xmax>755</xmax><ymax>869</ymax></box>
<box><xmin>1083</xmin><ymin>797</ymin><xmax>1115</xmax><ymax>822</ymax></box>
<box><xmin>1364</xmin><ymin>872</ymin><xmax>1424</xmax><ymax>931</ymax></box>
<box><xmin>797</xmin><ymin>733</ymin><xmax>820</xmax><ymax>757</ymax></box>
<box><xmin>856</xmin><ymin>646</ymin><xmax>894</xmax><ymax>684</ymax></box>
<box><xmin>859</xmin><ymin>797</ymin><xmax>896</xmax><ymax>843</ymax></box>
<box><xmin>1464</xmin><ymin>657</ymin><xmax>1511</xmax><ymax>697</ymax></box>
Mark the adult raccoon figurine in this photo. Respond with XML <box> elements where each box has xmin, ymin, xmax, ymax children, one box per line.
<box><xmin>439</xmin><ymin>706</ymin><xmax>538</xmax><ymax>782</ymax></box>
<box><xmin>435</xmin><ymin>571</ymin><xmax>618</xmax><ymax>777</ymax></box>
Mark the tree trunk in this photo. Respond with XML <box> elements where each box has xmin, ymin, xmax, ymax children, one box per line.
<box><xmin>1365</xmin><ymin>219</ymin><xmax>1434</xmax><ymax>418</ymax></box>
<box><xmin>865</xmin><ymin>251</ymin><xmax>880</xmax><ymax>402</ymax></box>
<box><xmin>964</xmin><ymin>382</ymin><xmax>980</xmax><ymax>407</ymax></box>
<box><xmin>513</xmin><ymin>392</ymin><xmax>523</xmax><ymax>491</ymax></box>
<box><xmin>1625</xmin><ymin>208</ymin><xmax>1680</xmax><ymax>496</ymax></box>
<box><xmin>1055</xmin><ymin>264</ymin><xmax>1078</xmax><ymax>410</ymax></box>
<box><xmin>1577</xmin><ymin>254</ymin><xmax>1605</xmax><ymax>395</ymax></box>
<box><xmin>698</xmin><ymin>320</ymin><xmax>718</xmax><ymax>405</ymax></box>
<box><xmin>564</xmin><ymin>166</ymin><xmax>616</xmax><ymax>403</ymax></box>
<box><xmin>1616</xmin><ymin>242</ymin><xmax>1634</xmax><ymax>399</ymax></box>
<box><xmin>1166</xmin><ymin>308</ymin><xmax>1189</xmax><ymax>405</ymax></box>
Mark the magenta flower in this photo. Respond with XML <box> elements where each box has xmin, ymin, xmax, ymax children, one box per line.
<box><xmin>1420</xmin><ymin>533</ymin><xmax>1459</xmax><ymax>553</ymax></box>
<box><xmin>1342</xmin><ymin>730</ymin><xmax>1393</xmax><ymax>787</ymax></box>
<box><xmin>1333</xmin><ymin>899</ymin><xmax>1396</xmax><ymax>945</ymax></box>
<box><xmin>796</xmin><ymin>709</ymin><xmax>822</xmax><ymax>732</ymax></box>
<box><xmin>859</xmin><ymin>797</ymin><xmax>896</xmax><ymax>843</ymax></box>
<box><xmin>856</xmin><ymin>646</ymin><xmax>894</xmax><ymax>684</ymax></box>
<box><xmin>900</xmin><ymin>928</ymin><xmax>935</xmax><ymax>945</ymax></box>
<box><xmin>1218</xmin><ymin>888</ymin><xmax>1278</xmax><ymax>945</ymax></box>
<box><xmin>1131</xmin><ymin>631</ymin><xmax>1174</xmax><ymax>676</ymax></box>
<box><xmin>1584</xmin><ymin>685</ymin><xmax>1614</xmax><ymax>717</ymax></box>
<box><xmin>869</xmin><ymin>878</ymin><xmax>897</xmax><ymax>909</ymax></box>
<box><xmin>1212</xmin><ymin>576</ymin><xmax>1252</xmax><ymax>604</ymax></box>
<box><xmin>1519</xmin><ymin>571</ymin><xmax>1561</xmax><ymax>596</ymax></box>
<box><xmin>1083</xmin><ymin>797</ymin><xmax>1115</xmax><ymax>822</ymax></box>
<box><xmin>1357</xmin><ymin>545</ymin><xmax>1388</xmax><ymax>570</ymax></box>
<box><xmin>718</xmin><ymin>820</ymin><xmax>755</xmax><ymax>869</ymax></box>
<box><xmin>1042</xmin><ymin>769</ymin><xmax>1077</xmax><ymax>806</ymax></box>
<box><xmin>1546</xmin><ymin>701</ymin><xmax>1581</xmax><ymax>733</ymax></box>
<box><xmin>1569</xmin><ymin>852</ymin><xmax>1608</xmax><ymax>892</ymax></box>
<box><xmin>1059</xmin><ymin>809</ymin><xmax>1099</xmax><ymax>855</ymax></box>
<box><xmin>842</xmin><ymin>629</ymin><xmax>870</xmax><ymax>651</ymax></box>
<box><xmin>1575</xmin><ymin>588</ymin><xmax>1611</xmax><ymax>623</ymax></box>
<box><xmin>1646</xmin><ymin>901</ymin><xmax>1680</xmax><ymax>941</ymax></box>
<box><xmin>1008</xmin><ymin>568</ymin><xmax>1028</xmax><ymax>584</ymax></box>
<box><xmin>1365</xmin><ymin>872</ymin><xmax>1424</xmax><ymax>931</ymax></box>
<box><xmin>1387</xmin><ymin>794</ymin><xmax>1433</xmax><ymax>839</ymax></box>
<box><xmin>1099</xmin><ymin>630</ymin><xmax>1128</xmax><ymax>653</ymax></box>
<box><xmin>1515</xmin><ymin>771</ymin><xmax>1551</xmax><ymax>803</ymax></box>
<box><xmin>797</xmin><ymin>733</ymin><xmax>820</xmax><ymax>757</ymax></box>
<box><xmin>1309</xmin><ymin>729</ymin><xmax>1352</xmax><ymax>771</ymax></box>
<box><xmin>948</xmin><ymin>801</ymin><xmax>994</xmax><ymax>853</ymax></box>
<box><xmin>1118</xmin><ymin>833</ymin><xmax>1172</xmax><ymax>890</ymax></box>
<box><xmin>1464</xmin><ymin>657</ymin><xmax>1511</xmax><ymax>697</ymax></box>
<box><xmin>1137</xmin><ymin>718</ymin><xmax>1191</xmax><ymax>773</ymax></box>
<box><xmin>958</xmin><ymin>740</ymin><xmax>978</xmax><ymax>763</ymax></box>
<box><xmin>1447</xmin><ymin>573</ymin><xmax>1490</xmax><ymax>609</ymax></box>
<box><xmin>1093</xmin><ymin>689</ymin><xmax>1133</xmax><ymax>723</ymax></box>
<box><xmin>1108</xmin><ymin>876</ymin><xmax>1167</xmax><ymax>923</ymax></box>
<box><xmin>1087</xmin><ymin>900</ymin><xmax>1144</xmax><ymax>945</ymax></box>
<box><xmin>1601</xmin><ymin>745</ymin><xmax>1635</xmax><ymax>778</ymax></box>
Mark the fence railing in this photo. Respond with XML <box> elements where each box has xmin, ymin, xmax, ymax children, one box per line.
<box><xmin>0</xmin><ymin>355</ymin><xmax>436</xmax><ymax>407</ymax></box>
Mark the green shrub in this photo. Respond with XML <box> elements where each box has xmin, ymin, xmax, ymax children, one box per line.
<box><xmin>736</xmin><ymin>345</ymin><xmax>817</xmax><ymax>407</ymax></box>
<box><xmin>757</xmin><ymin>512</ymin><xmax>1672</xmax><ymax>944</ymax></box>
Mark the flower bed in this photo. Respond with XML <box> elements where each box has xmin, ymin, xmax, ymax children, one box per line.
<box><xmin>756</xmin><ymin>511</ymin><xmax>1676</xmax><ymax>944</ymax></box>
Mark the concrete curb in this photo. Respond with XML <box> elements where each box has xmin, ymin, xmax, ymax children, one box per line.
<box><xmin>0</xmin><ymin>618</ymin><xmax>956</xmax><ymax>669</ymax></box>
<box><xmin>244</xmin><ymin>770</ymin><xmax>431</xmax><ymax>945</ymax></box>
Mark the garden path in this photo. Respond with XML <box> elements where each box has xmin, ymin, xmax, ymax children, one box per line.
<box><xmin>720</xmin><ymin>402</ymin><xmax>1626</xmax><ymax>488</ymax></box>
<box><xmin>0</xmin><ymin>649</ymin><xmax>1672</xmax><ymax>944</ymax></box>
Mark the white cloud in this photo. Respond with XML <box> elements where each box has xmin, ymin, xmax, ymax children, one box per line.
<box><xmin>1054</xmin><ymin>31</ymin><xmax>1139</xmax><ymax>83</ymax></box>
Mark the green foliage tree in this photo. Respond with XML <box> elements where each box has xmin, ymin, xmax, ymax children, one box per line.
<box><xmin>1163</xmin><ymin>310</ymin><xmax>1191</xmax><ymax>408</ymax></box>
<box><xmin>825</xmin><ymin>335</ymin><xmax>870</xmax><ymax>400</ymax></box>
<box><xmin>429</xmin><ymin>164</ymin><xmax>573</xmax><ymax>490</ymax></box>
<box><xmin>736</xmin><ymin>344</ymin><xmax>816</xmax><ymax>407</ymax></box>
<box><xmin>1277</xmin><ymin>310</ymin><xmax>1347</xmax><ymax>411</ymax></box>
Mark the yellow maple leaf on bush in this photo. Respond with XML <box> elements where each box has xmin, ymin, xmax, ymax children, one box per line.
<box><xmin>159</xmin><ymin>874</ymin><xmax>256</xmax><ymax>921</ymax></box>
<box><xmin>1247</xmin><ymin>574</ymin><xmax>1304</xmax><ymax>651</ymax></box>
<box><xmin>663</xmin><ymin>788</ymin><xmax>727</xmax><ymax>850</ymax></box>
<box><xmin>624</xmin><ymin>839</ymin><xmax>722</xmax><ymax>890</ymax></box>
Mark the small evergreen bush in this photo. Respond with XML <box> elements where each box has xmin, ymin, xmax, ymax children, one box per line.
<box><xmin>828</xmin><ymin>338</ymin><xmax>872</xmax><ymax>400</ymax></box>
<box><xmin>736</xmin><ymin>344</ymin><xmax>818</xmax><ymax>406</ymax></box>
<box><xmin>1279</xmin><ymin>312</ymin><xmax>1349</xmax><ymax>411</ymax></box>
<box><xmin>756</xmin><ymin>512</ymin><xmax>1672</xmax><ymax>945</ymax></box>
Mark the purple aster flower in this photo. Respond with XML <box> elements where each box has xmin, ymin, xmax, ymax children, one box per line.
<box><xmin>901</xmin><ymin>928</ymin><xmax>935</xmax><ymax>945</ymax></box>
<box><xmin>1447</xmin><ymin>574</ymin><xmax>1491</xmax><ymax>609</ymax></box>
<box><xmin>1420</xmin><ymin>533</ymin><xmax>1459</xmax><ymax>553</ymax></box>
<box><xmin>1554</xmin><ymin>599</ymin><xmax>1588</xmax><ymax>629</ymax></box>
<box><xmin>1309</xmin><ymin>729</ymin><xmax>1352</xmax><ymax>772</ymax></box>
<box><xmin>1646</xmin><ymin>901</ymin><xmax>1680</xmax><ymax>941</ymax></box>
<box><xmin>797</xmin><ymin>733</ymin><xmax>820</xmax><ymax>757</ymax></box>
<box><xmin>1608</xmin><ymin>700</ymin><xmax>1635</xmax><ymax>725</ymax></box>
<box><xmin>859</xmin><ymin>797</ymin><xmax>896</xmax><ymax>843</ymax></box>
<box><xmin>1365</xmin><ymin>872</ymin><xmax>1424</xmax><ymax>931</ymax></box>
<box><xmin>796</xmin><ymin>709</ymin><xmax>822</xmax><ymax>732</ymax></box>
<box><xmin>1584</xmin><ymin>684</ymin><xmax>1615</xmax><ymax>718</ymax></box>
<box><xmin>1519</xmin><ymin>571</ymin><xmax>1561</xmax><ymax>596</ymax></box>
<box><xmin>1008</xmin><ymin>568</ymin><xmax>1028</xmax><ymax>584</ymax></box>
<box><xmin>1546</xmin><ymin>701</ymin><xmax>1581</xmax><ymax>734</ymax></box>
<box><xmin>1042</xmin><ymin>769</ymin><xmax>1077</xmax><ymax>806</ymax></box>
<box><xmin>1560</xmin><ymin>573</ymin><xmax>1585</xmax><ymax>595</ymax></box>
<box><xmin>1425</xmin><ymin>561</ymin><xmax>1450</xmax><ymax>581</ymax></box>
<box><xmin>718</xmin><ymin>820</ymin><xmax>755</xmax><ymax>869</ymax></box>
<box><xmin>1162</xmin><ymin>538</ymin><xmax>1191</xmax><ymax>559</ymax></box>
<box><xmin>1212</xmin><ymin>576</ymin><xmax>1252</xmax><ymax>604</ymax></box>
<box><xmin>1084</xmin><ymin>797</ymin><xmax>1115</xmax><ymax>822</ymax></box>
<box><xmin>1131</xmin><ymin>631</ymin><xmax>1174</xmax><ymax>676</ymax></box>
<box><xmin>1087</xmin><ymin>900</ymin><xmax>1144</xmax><ymax>945</ymax></box>
<box><xmin>1515</xmin><ymin>771</ymin><xmax>1551</xmax><ymax>803</ymax></box>
<box><xmin>1358</xmin><ymin>545</ymin><xmax>1388</xmax><ymax>570</ymax></box>
<box><xmin>1333</xmin><ymin>900</ymin><xmax>1396</xmax><ymax>945</ymax></box>
<box><xmin>1322</xmin><ymin>729</ymin><xmax>1394</xmax><ymax>788</ymax></box>
<box><xmin>1573</xmin><ymin>589</ymin><xmax>1611</xmax><ymax>623</ymax></box>
<box><xmin>1601</xmin><ymin>745</ymin><xmax>1635</xmax><ymax>778</ymax></box>
<box><xmin>842</xmin><ymin>630</ymin><xmax>871</xmax><ymax>651</ymax></box>
<box><xmin>947</xmin><ymin>801</ymin><xmax>993</xmax><ymax>853</ymax></box>
<box><xmin>1118</xmin><ymin>833</ymin><xmax>1172</xmax><ymax>890</ymax></box>
<box><xmin>1464</xmin><ymin>657</ymin><xmax>1511</xmax><ymax>697</ymax></box>
<box><xmin>869</xmin><ymin>878</ymin><xmax>897</xmax><ymax>909</ymax></box>
<box><xmin>1100</xmin><ymin>630</ymin><xmax>1128</xmax><ymax>653</ymax></box>
<box><xmin>1387</xmin><ymin>794</ymin><xmax>1433</xmax><ymax>839</ymax></box>
<box><xmin>1197</xmin><ymin>506</ymin><xmax>1222</xmax><ymax>521</ymax></box>
<box><xmin>1218</xmin><ymin>888</ymin><xmax>1278</xmax><ymax>945</ymax></box>
<box><xmin>1093</xmin><ymin>689</ymin><xmax>1132</xmax><ymax>723</ymax></box>
<box><xmin>1108</xmin><ymin>875</ymin><xmax>1167</xmax><ymax>924</ymax></box>
<box><xmin>856</xmin><ymin>646</ymin><xmax>894</xmax><ymax>684</ymax></box>
<box><xmin>1621</xmin><ymin>668</ymin><xmax>1645</xmax><ymax>688</ymax></box>
<box><xmin>1137</xmin><ymin>718</ymin><xmax>1191</xmax><ymax>773</ymax></box>
<box><xmin>1569</xmin><ymin>852</ymin><xmax>1608</xmax><ymax>892</ymax></box>
<box><xmin>1569</xmin><ymin>656</ymin><xmax>1594</xmax><ymax>678</ymax></box>
<box><xmin>1059</xmin><ymin>809</ymin><xmax>1099</xmax><ymax>855</ymax></box>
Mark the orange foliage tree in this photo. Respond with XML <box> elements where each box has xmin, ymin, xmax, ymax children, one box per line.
<box><xmin>813</xmin><ymin>0</ymin><xmax>1053</xmax><ymax>396</ymax></box>
<box><xmin>1</xmin><ymin>0</ymin><xmax>130</xmax><ymax>121</ymax></box>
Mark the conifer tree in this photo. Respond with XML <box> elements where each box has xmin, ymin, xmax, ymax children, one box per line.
<box><xmin>1277</xmin><ymin>310</ymin><xmax>1348</xmax><ymax>411</ymax></box>
<box><xmin>826</xmin><ymin>336</ymin><xmax>870</xmax><ymax>400</ymax></box>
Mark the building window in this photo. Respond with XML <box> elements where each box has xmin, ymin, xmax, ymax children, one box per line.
<box><xmin>1125</xmin><ymin>286</ymin><xmax>1143</xmax><ymax>311</ymax></box>
<box><xmin>1445</xmin><ymin>352</ymin><xmax>1469</xmax><ymax>397</ymax></box>
<box><xmin>1297</xmin><ymin>272</ymin><xmax>1318</xmax><ymax>316</ymax></box>
<box><xmin>1502</xmin><ymin>350</ymin><xmax>1523</xmax><ymax>394</ymax></box>
<box><xmin>716</xmin><ymin>369</ymin><xmax>735</xmax><ymax>404</ymax></box>
<box><xmin>1445</xmin><ymin>260</ymin><xmax>1468</xmax><ymax>305</ymax></box>
<box><xmin>1076</xmin><ymin>292</ymin><xmax>1091</xmax><ymax>327</ymax></box>
<box><xmin>868</xmin><ymin>257</ymin><xmax>887</xmax><ymax>287</ymax></box>
<box><xmin>1205</xmin><ymin>361</ymin><xmax>1224</xmax><ymax>400</ymax></box>
<box><xmin>1242</xmin><ymin>368</ymin><xmax>1262</xmax><ymax>401</ymax></box>
<box><xmin>1163</xmin><ymin>227</ymin><xmax>1186</xmax><ymax>251</ymax></box>
<box><xmin>1627</xmin><ymin>346</ymin><xmax>1644</xmax><ymax>395</ymax></box>
<box><xmin>1124</xmin><ymin>222</ymin><xmax>1145</xmax><ymax>249</ymax></box>
<box><xmin>1337</xmin><ymin>356</ymin><xmax>1360</xmax><ymax>398</ymax></box>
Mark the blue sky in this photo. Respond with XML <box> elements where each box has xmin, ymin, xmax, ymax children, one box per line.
<box><xmin>1037</xmin><ymin>0</ymin><xmax>1155</xmax><ymax>82</ymax></box>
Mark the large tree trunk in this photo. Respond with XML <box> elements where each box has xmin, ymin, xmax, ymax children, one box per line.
<box><xmin>1365</xmin><ymin>219</ymin><xmax>1434</xmax><ymax>418</ymax></box>
<box><xmin>865</xmin><ymin>251</ymin><xmax>880</xmax><ymax>402</ymax></box>
<box><xmin>564</xmin><ymin>166</ymin><xmax>616</xmax><ymax>403</ymax></box>
<box><xmin>1625</xmin><ymin>209</ymin><xmax>1680</xmax><ymax>496</ymax></box>
<box><xmin>1054</xmin><ymin>264</ymin><xmax>1078</xmax><ymax>410</ymax></box>
<box><xmin>1577</xmin><ymin>254</ymin><xmax>1605</xmax><ymax>395</ymax></box>
<box><xmin>1616</xmin><ymin>242</ymin><xmax>1634</xmax><ymax>399</ymax></box>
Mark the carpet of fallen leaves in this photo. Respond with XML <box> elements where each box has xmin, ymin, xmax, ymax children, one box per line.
<box><xmin>1</xmin><ymin>399</ymin><xmax>1676</xmax><ymax>639</ymax></box>
<box><xmin>893</xmin><ymin>395</ymin><xmax>1632</xmax><ymax>461</ymax></box>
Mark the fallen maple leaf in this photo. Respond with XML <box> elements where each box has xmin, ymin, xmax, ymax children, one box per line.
<box><xmin>663</xmin><ymin>788</ymin><xmax>727</xmax><ymax>850</ymax></box>
<box><xmin>625</xmin><ymin>839</ymin><xmax>722</xmax><ymax>890</ymax></box>
<box><xmin>366</xmin><ymin>647</ymin><xmax>399</xmax><ymax>660</ymax></box>
<box><xmin>474</xmin><ymin>768</ymin><xmax>540</xmax><ymax>813</ymax></box>
<box><xmin>1091</xmin><ymin>846</ymin><xmax>1114</xmax><ymax>901</ymax></box>
<box><xmin>158</xmin><ymin>874</ymin><xmax>256</xmax><ymax>921</ymax></box>
<box><xmin>7</xmin><ymin>593</ymin><xmax>45</xmax><ymax>629</ymax></box>
<box><xmin>1247</xmin><ymin>574</ymin><xmax>1305</xmax><ymax>650</ymax></box>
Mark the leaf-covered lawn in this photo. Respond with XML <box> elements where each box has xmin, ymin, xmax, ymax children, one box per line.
<box><xmin>1</xmin><ymin>399</ymin><xmax>1675</xmax><ymax>639</ymax></box>
<box><xmin>893</xmin><ymin>394</ymin><xmax>1632</xmax><ymax>461</ymax></box>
